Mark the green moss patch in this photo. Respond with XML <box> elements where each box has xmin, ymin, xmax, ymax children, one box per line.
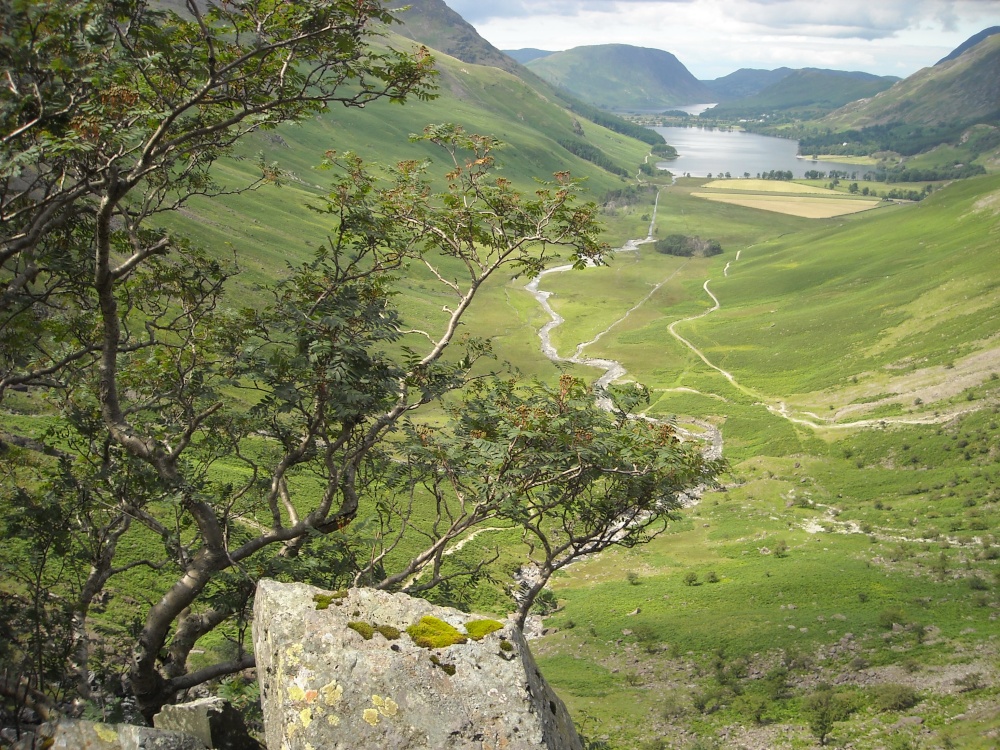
<box><xmin>313</xmin><ymin>590</ymin><xmax>348</xmax><ymax>610</ymax></box>
<box><xmin>465</xmin><ymin>619</ymin><xmax>505</xmax><ymax>640</ymax></box>
<box><xmin>406</xmin><ymin>616</ymin><xmax>468</xmax><ymax>648</ymax></box>
<box><xmin>430</xmin><ymin>654</ymin><xmax>457</xmax><ymax>676</ymax></box>
<box><xmin>347</xmin><ymin>621</ymin><xmax>375</xmax><ymax>640</ymax></box>
<box><xmin>374</xmin><ymin>624</ymin><xmax>401</xmax><ymax>640</ymax></box>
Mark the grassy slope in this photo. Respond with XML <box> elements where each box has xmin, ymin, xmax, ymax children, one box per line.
<box><xmin>170</xmin><ymin>37</ymin><xmax>651</xmax><ymax>276</ymax></box>
<box><xmin>164</xmin><ymin>38</ymin><xmax>652</xmax><ymax>375</ymax></box>
<box><xmin>524</xmin><ymin>174</ymin><xmax>1000</xmax><ymax>749</ymax></box>
<box><xmin>824</xmin><ymin>35</ymin><xmax>1000</xmax><ymax>129</ymax></box>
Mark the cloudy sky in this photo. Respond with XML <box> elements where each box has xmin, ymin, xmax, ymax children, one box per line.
<box><xmin>444</xmin><ymin>0</ymin><xmax>1000</xmax><ymax>80</ymax></box>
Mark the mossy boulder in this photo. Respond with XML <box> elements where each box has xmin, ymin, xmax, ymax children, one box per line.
<box><xmin>254</xmin><ymin>580</ymin><xmax>583</xmax><ymax>750</ymax></box>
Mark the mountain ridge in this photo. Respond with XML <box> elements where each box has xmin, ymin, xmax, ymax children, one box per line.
<box><xmin>708</xmin><ymin>68</ymin><xmax>900</xmax><ymax>118</ymax></box>
<box><xmin>823</xmin><ymin>32</ymin><xmax>1000</xmax><ymax>129</ymax></box>
<box><xmin>525</xmin><ymin>43</ymin><xmax>716</xmax><ymax>111</ymax></box>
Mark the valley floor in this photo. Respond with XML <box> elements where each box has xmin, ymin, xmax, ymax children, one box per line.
<box><xmin>519</xmin><ymin>175</ymin><xmax>1000</xmax><ymax>750</ymax></box>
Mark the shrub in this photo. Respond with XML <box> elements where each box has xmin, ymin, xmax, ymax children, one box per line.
<box><xmin>660</xmin><ymin>694</ymin><xmax>687</xmax><ymax>720</ymax></box>
<box><xmin>734</xmin><ymin>692</ymin><xmax>769</xmax><ymax>725</ymax></box>
<box><xmin>691</xmin><ymin>687</ymin><xmax>724</xmax><ymax>715</ymax></box>
<box><xmin>626</xmin><ymin>571</ymin><xmax>641</xmax><ymax>586</ymax></box>
<box><xmin>955</xmin><ymin>672</ymin><xmax>984</xmax><ymax>692</ymax></box>
<box><xmin>873</xmin><ymin>683</ymin><xmax>920</xmax><ymax>712</ymax></box>
<box><xmin>683</xmin><ymin>571</ymin><xmax>699</xmax><ymax>586</ymax></box>
<box><xmin>804</xmin><ymin>684</ymin><xmax>854</xmax><ymax>745</ymax></box>
<box><xmin>705</xmin><ymin>571</ymin><xmax>720</xmax><ymax>584</ymax></box>
<box><xmin>877</xmin><ymin>607</ymin><xmax>907</xmax><ymax>629</ymax></box>
<box><xmin>968</xmin><ymin>575</ymin><xmax>990</xmax><ymax>591</ymax></box>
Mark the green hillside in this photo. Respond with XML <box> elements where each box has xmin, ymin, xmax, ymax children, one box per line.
<box><xmin>709</xmin><ymin>68</ymin><xmax>899</xmax><ymax>120</ymax></box>
<box><xmin>526</xmin><ymin>44</ymin><xmax>716</xmax><ymax>111</ymax></box>
<box><xmin>824</xmin><ymin>33</ymin><xmax>1000</xmax><ymax>129</ymax></box>
<box><xmin>700</xmin><ymin>67</ymin><xmax>794</xmax><ymax>100</ymax></box>
<box><xmin>168</xmin><ymin>36</ymin><xmax>653</xmax><ymax>293</ymax></box>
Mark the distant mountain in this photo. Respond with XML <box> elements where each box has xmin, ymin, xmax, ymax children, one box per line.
<box><xmin>525</xmin><ymin>44</ymin><xmax>716</xmax><ymax>111</ymax></box>
<box><xmin>709</xmin><ymin>69</ymin><xmax>899</xmax><ymax>118</ymax></box>
<box><xmin>701</xmin><ymin>68</ymin><xmax>794</xmax><ymax>100</ymax></box>
<box><xmin>825</xmin><ymin>32</ymin><xmax>1000</xmax><ymax>129</ymax></box>
<box><xmin>504</xmin><ymin>48</ymin><xmax>556</xmax><ymax>64</ymax></box>
<box><xmin>392</xmin><ymin>0</ymin><xmax>520</xmax><ymax>74</ymax></box>
<box><xmin>937</xmin><ymin>26</ymin><xmax>1000</xmax><ymax>64</ymax></box>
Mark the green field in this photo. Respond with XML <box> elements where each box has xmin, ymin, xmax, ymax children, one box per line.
<box><xmin>518</xmin><ymin>173</ymin><xmax>1000</xmax><ymax>749</ymax></box>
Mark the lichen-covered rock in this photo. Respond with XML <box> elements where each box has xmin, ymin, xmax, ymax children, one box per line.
<box><xmin>12</xmin><ymin>718</ymin><xmax>205</xmax><ymax>749</ymax></box>
<box><xmin>253</xmin><ymin>579</ymin><xmax>583</xmax><ymax>750</ymax></box>
<box><xmin>154</xmin><ymin>696</ymin><xmax>263</xmax><ymax>750</ymax></box>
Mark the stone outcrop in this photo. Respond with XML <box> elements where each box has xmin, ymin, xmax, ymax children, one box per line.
<box><xmin>154</xmin><ymin>697</ymin><xmax>263</xmax><ymax>750</ymax></box>
<box><xmin>11</xmin><ymin>718</ymin><xmax>205</xmax><ymax>750</ymax></box>
<box><xmin>252</xmin><ymin>579</ymin><xmax>583</xmax><ymax>750</ymax></box>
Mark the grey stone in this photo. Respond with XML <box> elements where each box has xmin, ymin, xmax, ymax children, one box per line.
<box><xmin>154</xmin><ymin>696</ymin><xmax>263</xmax><ymax>750</ymax></box>
<box><xmin>17</xmin><ymin>719</ymin><xmax>204</xmax><ymax>750</ymax></box>
<box><xmin>253</xmin><ymin>579</ymin><xmax>583</xmax><ymax>750</ymax></box>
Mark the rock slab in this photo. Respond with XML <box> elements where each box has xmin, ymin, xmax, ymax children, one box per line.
<box><xmin>252</xmin><ymin>579</ymin><xmax>583</xmax><ymax>750</ymax></box>
<box><xmin>11</xmin><ymin>719</ymin><xmax>205</xmax><ymax>750</ymax></box>
<box><xmin>154</xmin><ymin>696</ymin><xmax>263</xmax><ymax>750</ymax></box>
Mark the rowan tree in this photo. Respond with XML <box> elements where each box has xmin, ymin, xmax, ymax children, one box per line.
<box><xmin>0</xmin><ymin>0</ymin><xmax>720</xmax><ymax>727</ymax></box>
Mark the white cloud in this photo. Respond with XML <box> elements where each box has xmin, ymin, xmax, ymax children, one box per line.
<box><xmin>451</xmin><ymin>0</ymin><xmax>999</xmax><ymax>78</ymax></box>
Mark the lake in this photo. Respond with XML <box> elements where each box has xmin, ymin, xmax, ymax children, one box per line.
<box><xmin>651</xmin><ymin>126</ymin><xmax>864</xmax><ymax>179</ymax></box>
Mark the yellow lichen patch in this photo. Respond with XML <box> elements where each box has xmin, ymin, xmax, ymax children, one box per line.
<box><xmin>287</xmin><ymin>685</ymin><xmax>306</xmax><ymax>702</ymax></box>
<box><xmin>95</xmin><ymin>725</ymin><xmax>118</xmax><ymax>742</ymax></box>
<box><xmin>327</xmin><ymin>714</ymin><xmax>341</xmax><ymax>727</ymax></box>
<box><xmin>299</xmin><ymin>708</ymin><xmax>313</xmax><ymax>728</ymax></box>
<box><xmin>321</xmin><ymin>681</ymin><xmax>344</xmax><ymax>706</ymax></box>
<box><xmin>363</xmin><ymin>708</ymin><xmax>380</xmax><ymax>726</ymax></box>
<box><xmin>372</xmin><ymin>694</ymin><xmax>398</xmax><ymax>717</ymax></box>
<box><xmin>284</xmin><ymin>643</ymin><xmax>304</xmax><ymax>667</ymax></box>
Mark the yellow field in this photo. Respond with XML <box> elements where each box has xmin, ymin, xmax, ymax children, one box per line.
<box><xmin>691</xmin><ymin>192</ymin><xmax>882</xmax><ymax>218</ymax></box>
<box><xmin>702</xmin><ymin>179</ymin><xmax>834</xmax><ymax>194</ymax></box>
<box><xmin>811</xmin><ymin>154</ymin><xmax>879</xmax><ymax>166</ymax></box>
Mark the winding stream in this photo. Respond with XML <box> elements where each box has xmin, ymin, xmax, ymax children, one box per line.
<box><xmin>527</xmin><ymin>191</ymin><xmax>981</xmax><ymax>446</ymax></box>
<box><xmin>525</xmin><ymin>189</ymin><xmax>723</xmax><ymax>461</ymax></box>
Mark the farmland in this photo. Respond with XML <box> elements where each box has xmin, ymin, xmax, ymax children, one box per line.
<box><xmin>692</xmin><ymin>179</ymin><xmax>882</xmax><ymax>218</ymax></box>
